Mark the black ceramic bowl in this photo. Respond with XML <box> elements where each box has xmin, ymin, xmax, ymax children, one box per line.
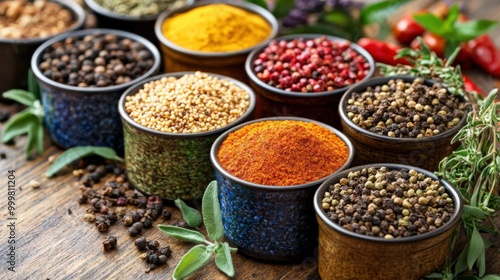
<box><xmin>154</xmin><ymin>0</ymin><xmax>279</xmax><ymax>82</ymax></box>
<box><xmin>210</xmin><ymin>116</ymin><xmax>354</xmax><ymax>261</ymax></box>
<box><xmin>245</xmin><ymin>34</ymin><xmax>375</xmax><ymax>130</ymax></box>
<box><xmin>118</xmin><ymin>72</ymin><xmax>256</xmax><ymax>201</ymax></box>
<box><xmin>339</xmin><ymin>75</ymin><xmax>469</xmax><ymax>171</ymax></box>
<box><xmin>314</xmin><ymin>163</ymin><xmax>463</xmax><ymax>280</ymax></box>
<box><xmin>31</xmin><ymin>29</ymin><xmax>161</xmax><ymax>151</ymax></box>
<box><xmin>0</xmin><ymin>0</ymin><xmax>85</xmax><ymax>100</ymax></box>
<box><xmin>84</xmin><ymin>0</ymin><xmax>194</xmax><ymax>47</ymax></box>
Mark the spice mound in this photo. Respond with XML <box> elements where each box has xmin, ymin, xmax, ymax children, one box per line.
<box><xmin>346</xmin><ymin>78</ymin><xmax>467</xmax><ymax>138</ymax></box>
<box><xmin>161</xmin><ymin>4</ymin><xmax>271</xmax><ymax>52</ymax></box>
<box><xmin>253</xmin><ymin>36</ymin><xmax>371</xmax><ymax>92</ymax></box>
<box><xmin>38</xmin><ymin>33</ymin><xmax>155</xmax><ymax>87</ymax></box>
<box><xmin>95</xmin><ymin>0</ymin><xmax>186</xmax><ymax>17</ymax></box>
<box><xmin>0</xmin><ymin>0</ymin><xmax>75</xmax><ymax>39</ymax></box>
<box><xmin>217</xmin><ymin>120</ymin><xmax>349</xmax><ymax>186</ymax></box>
<box><xmin>125</xmin><ymin>72</ymin><xmax>250</xmax><ymax>133</ymax></box>
<box><xmin>322</xmin><ymin>167</ymin><xmax>455</xmax><ymax>238</ymax></box>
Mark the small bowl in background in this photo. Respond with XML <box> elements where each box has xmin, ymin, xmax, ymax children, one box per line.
<box><xmin>84</xmin><ymin>0</ymin><xmax>194</xmax><ymax>48</ymax></box>
<box><xmin>0</xmin><ymin>0</ymin><xmax>85</xmax><ymax>101</ymax></box>
<box><xmin>245</xmin><ymin>34</ymin><xmax>375</xmax><ymax>130</ymax></box>
<box><xmin>31</xmin><ymin>28</ymin><xmax>161</xmax><ymax>151</ymax></box>
<box><xmin>339</xmin><ymin>76</ymin><xmax>468</xmax><ymax>171</ymax></box>
<box><xmin>154</xmin><ymin>0</ymin><xmax>278</xmax><ymax>82</ymax></box>
<box><xmin>210</xmin><ymin>117</ymin><xmax>354</xmax><ymax>261</ymax></box>
<box><xmin>118</xmin><ymin>72</ymin><xmax>256</xmax><ymax>201</ymax></box>
<box><xmin>314</xmin><ymin>163</ymin><xmax>463</xmax><ymax>280</ymax></box>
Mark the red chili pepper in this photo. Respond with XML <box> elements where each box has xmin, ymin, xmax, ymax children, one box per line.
<box><xmin>464</xmin><ymin>35</ymin><xmax>500</xmax><ymax>78</ymax></box>
<box><xmin>356</xmin><ymin>38</ymin><xmax>410</xmax><ymax>66</ymax></box>
<box><xmin>462</xmin><ymin>74</ymin><xmax>485</xmax><ymax>97</ymax></box>
<box><xmin>393</xmin><ymin>12</ymin><xmax>426</xmax><ymax>45</ymax></box>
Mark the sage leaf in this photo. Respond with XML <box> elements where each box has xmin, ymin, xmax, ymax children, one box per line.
<box><xmin>36</xmin><ymin>124</ymin><xmax>44</xmax><ymax>154</ymax></box>
<box><xmin>26</xmin><ymin>122</ymin><xmax>39</xmax><ymax>159</ymax></box>
<box><xmin>272</xmin><ymin>0</ymin><xmax>295</xmax><ymax>19</ymax></box>
<box><xmin>467</xmin><ymin>228</ymin><xmax>484</xmax><ymax>270</ymax></box>
<box><xmin>2</xmin><ymin>89</ymin><xmax>36</xmax><ymax>107</ymax></box>
<box><xmin>413</xmin><ymin>14</ymin><xmax>445</xmax><ymax>35</ymax></box>
<box><xmin>463</xmin><ymin>205</ymin><xmax>486</xmax><ymax>219</ymax></box>
<box><xmin>481</xmin><ymin>275</ymin><xmax>500</xmax><ymax>280</ymax></box>
<box><xmin>175</xmin><ymin>198</ymin><xmax>202</xmax><ymax>228</ymax></box>
<box><xmin>244</xmin><ymin>0</ymin><xmax>267</xmax><ymax>9</ymax></box>
<box><xmin>424</xmin><ymin>272</ymin><xmax>443</xmax><ymax>279</ymax></box>
<box><xmin>455</xmin><ymin>244</ymin><xmax>468</xmax><ymax>275</ymax></box>
<box><xmin>46</xmin><ymin>146</ymin><xmax>123</xmax><ymax>177</ymax></box>
<box><xmin>173</xmin><ymin>244</ymin><xmax>212</xmax><ymax>280</ymax></box>
<box><xmin>478</xmin><ymin>248</ymin><xmax>486</xmax><ymax>277</ymax></box>
<box><xmin>1</xmin><ymin>109</ymin><xmax>35</xmax><ymax>142</ymax></box>
<box><xmin>215</xmin><ymin>242</ymin><xmax>235</xmax><ymax>277</ymax></box>
<box><xmin>158</xmin><ymin>225</ymin><xmax>207</xmax><ymax>244</ymax></box>
<box><xmin>359</xmin><ymin>0</ymin><xmax>409</xmax><ymax>25</ymax></box>
<box><xmin>202</xmin><ymin>181</ymin><xmax>224</xmax><ymax>242</ymax></box>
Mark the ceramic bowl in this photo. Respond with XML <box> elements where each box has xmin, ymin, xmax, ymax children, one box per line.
<box><xmin>84</xmin><ymin>0</ymin><xmax>194</xmax><ymax>48</ymax></box>
<box><xmin>210</xmin><ymin>117</ymin><xmax>354</xmax><ymax>261</ymax></box>
<box><xmin>245</xmin><ymin>34</ymin><xmax>375</xmax><ymax>130</ymax></box>
<box><xmin>314</xmin><ymin>163</ymin><xmax>463</xmax><ymax>280</ymax></box>
<box><xmin>31</xmin><ymin>29</ymin><xmax>161</xmax><ymax>151</ymax></box>
<box><xmin>118</xmin><ymin>72</ymin><xmax>256</xmax><ymax>201</ymax></box>
<box><xmin>154</xmin><ymin>0</ymin><xmax>278</xmax><ymax>82</ymax></box>
<box><xmin>0</xmin><ymin>0</ymin><xmax>85</xmax><ymax>101</ymax></box>
<box><xmin>339</xmin><ymin>75</ymin><xmax>469</xmax><ymax>171</ymax></box>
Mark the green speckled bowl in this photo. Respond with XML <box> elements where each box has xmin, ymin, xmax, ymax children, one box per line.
<box><xmin>118</xmin><ymin>72</ymin><xmax>256</xmax><ymax>201</ymax></box>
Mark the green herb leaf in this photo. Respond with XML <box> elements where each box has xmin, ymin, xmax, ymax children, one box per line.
<box><xmin>26</xmin><ymin>122</ymin><xmax>38</xmax><ymax>159</ymax></box>
<box><xmin>2</xmin><ymin>89</ymin><xmax>36</xmax><ymax>107</ymax></box>
<box><xmin>215</xmin><ymin>242</ymin><xmax>235</xmax><ymax>277</ymax></box>
<box><xmin>443</xmin><ymin>4</ymin><xmax>460</xmax><ymax>31</ymax></box>
<box><xmin>424</xmin><ymin>272</ymin><xmax>444</xmax><ymax>279</ymax></box>
<box><xmin>481</xmin><ymin>275</ymin><xmax>500</xmax><ymax>280</ymax></box>
<box><xmin>456</xmin><ymin>276</ymin><xmax>480</xmax><ymax>280</ymax></box>
<box><xmin>46</xmin><ymin>146</ymin><xmax>123</xmax><ymax>177</ymax></box>
<box><xmin>272</xmin><ymin>0</ymin><xmax>295</xmax><ymax>19</ymax></box>
<box><xmin>175</xmin><ymin>199</ymin><xmax>202</xmax><ymax>228</ymax></box>
<box><xmin>284</xmin><ymin>22</ymin><xmax>359</xmax><ymax>41</ymax></box>
<box><xmin>467</xmin><ymin>228</ymin><xmax>484</xmax><ymax>270</ymax></box>
<box><xmin>245</xmin><ymin>0</ymin><xmax>267</xmax><ymax>9</ymax></box>
<box><xmin>359</xmin><ymin>0</ymin><xmax>410</xmax><ymax>25</ymax></box>
<box><xmin>1</xmin><ymin>109</ymin><xmax>35</xmax><ymax>142</ymax></box>
<box><xmin>454</xmin><ymin>20</ymin><xmax>498</xmax><ymax>42</ymax></box>
<box><xmin>321</xmin><ymin>9</ymin><xmax>354</xmax><ymax>28</ymax></box>
<box><xmin>413</xmin><ymin>14</ymin><xmax>445</xmax><ymax>35</ymax></box>
<box><xmin>28</xmin><ymin>68</ymin><xmax>40</xmax><ymax>100</ymax></box>
<box><xmin>202</xmin><ymin>181</ymin><xmax>224</xmax><ymax>242</ymax></box>
<box><xmin>158</xmin><ymin>225</ymin><xmax>207</xmax><ymax>244</ymax></box>
<box><xmin>36</xmin><ymin>123</ymin><xmax>44</xmax><ymax>155</ymax></box>
<box><xmin>173</xmin><ymin>244</ymin><xmax>212</xmax><ymax>280</ymax></box>
<box><xmin>463</xmin><ymin>205</ymin><xmax>486</xmax><ymax>219</ymax></box>
<box><xmin>478</xmin><ymin>248</ymin><xmax>486</xmax><ymax>277</ymax></box>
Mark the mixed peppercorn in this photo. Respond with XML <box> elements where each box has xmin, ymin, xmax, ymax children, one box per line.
<box><xmin>253</xmin><ymin>36</ymin><xmax>371</xmax><ymax>92</ymax></box>
<box><xmin>39</xmin><ymin>33</ymin><xmax>155</xmax><ymax>87</ymax></box>
<box><xmin>322</xmin><ymin>167</ymin><xmax>455</xmax><ymax>238</ymax></box>
<box><xmin>345</xmin><ymin>78</ymin><xmax>467</xmax><ymax>138</ymax></box>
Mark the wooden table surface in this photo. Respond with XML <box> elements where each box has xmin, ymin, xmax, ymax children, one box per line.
<box><xmin>1</xmin><ymin>1</ymin><xmax>500</xmax><ymax>279</ymax></box>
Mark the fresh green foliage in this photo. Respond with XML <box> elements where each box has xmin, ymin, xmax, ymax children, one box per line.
<box><xmin>245</xmin><ymin>0</ymin><xmax>267</xmax><ymax>9</ymax></box>
<box><xmin>174</xmin><ymin>199</ymin><xmax>203</xmax><ymax>228</ymax></box>
<box><xmin>159</xmin><ymin>181</ymin><xmax>237</xmax><ymax>279</ymax></box>
<box><xmin>379</xmin><ymin>41</ymin><xmax>500</xmax><ymax>280</ymax></box>
<box><xmin>359</xmin><ymin>0</ymin><xmax>410</xmax><ymax>25</ymax></box>
<box><xmin>413</xmin><ymin>4</ymin><xmax>498</xmax><ymax>57</ymax></box>
<box><xmin>46</xmin><ymin>146</ymin><xmax>123</xmax><ymax>177</ymax></box>
<box><xmin>2</xmin><ymin>70</ymin><xmax>44</xmax><ymax>159</ymax></box>
<box><xmin>271</xmin><ymin>0</ymin><xmax>295</xmax><ymax>19</ymax></box>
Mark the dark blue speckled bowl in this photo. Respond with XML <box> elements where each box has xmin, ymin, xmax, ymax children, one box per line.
<box><xmin>210</xmin><ymin>117</ymin><xmax>355</xmax><ymax>261</ymax></box>
<box><xmin>31</xmin><ymin>29</ymin><xmax>160</xmax><ymax>151</ymax></box>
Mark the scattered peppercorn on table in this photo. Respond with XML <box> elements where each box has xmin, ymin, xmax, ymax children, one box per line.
<box><xmin>0</xmin><ymin>0</ymin><xmax>499</xmax><ymax>279</ymax></box>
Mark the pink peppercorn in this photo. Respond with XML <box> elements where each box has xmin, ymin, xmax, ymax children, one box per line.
<box><xmin>254</xmin><ymin>36</ymin><xmax>371</xmax><ymax>93</ymax></box>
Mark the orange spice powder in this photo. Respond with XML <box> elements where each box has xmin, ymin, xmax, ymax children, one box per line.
<box><xmin>217</xmin><ymin>120</ymin><xmax>349</xmax><ymax>186</ymax></box>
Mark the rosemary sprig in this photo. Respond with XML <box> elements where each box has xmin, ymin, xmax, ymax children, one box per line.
<box><xmin>378</xmin><ymin>40</ymin><xmax>500</xmax><ymax>279</ymax></box>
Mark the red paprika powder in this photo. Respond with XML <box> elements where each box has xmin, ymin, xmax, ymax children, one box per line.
<box><xmin>217</xmin><ymin>120</ymin><xmax>349</xmax><ymax>186</ymax></box>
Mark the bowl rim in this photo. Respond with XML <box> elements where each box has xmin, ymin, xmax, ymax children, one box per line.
<box><xmin>210</xmin><ymin>116</ymin><xmax>355</xmax><ymax>191</ymax></box>
<box><xmin>244</xmin><ymin>33</ymin><xmax>376</xmax><ymax>98</ymax></box>
<box><xmin>338</xmin><ymin>75</ymin><xmax>469</xmax><ymax>142</ymax></box>
<box><xmin>0</xmin><ymin>0</ymin><xmax>86</xmax><ymax>44</ymax></box>
<box><xmin>314</xmin><ymin>163</ymin><xmax>463</xmax><ymax>243</ymax></box>
<box><xmin>31</xmin><ymin>28</ymin><xmax>161</xmax><ymax>93</ymax></box>
<box><xmin>118</xmin><ymin>71</ymin><xmax>257</xmax><ymax>138</ymax></box>
<box><xmin>84</xmin><ymin>0</ymin><xmax>195</xmax><ymax>21</ymax></box>
<box><xmin>154</xmin><ymin>0</ymin><xmax>279</xmax><ymax>57</ymax></box>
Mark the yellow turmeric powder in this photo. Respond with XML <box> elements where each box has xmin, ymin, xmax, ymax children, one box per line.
<box><xmin>162</xmin><ymin>4</ymin><xmax>272</xmax><ymax>52</ymax></box>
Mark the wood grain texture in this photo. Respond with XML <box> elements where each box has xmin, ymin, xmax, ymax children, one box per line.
<box><xmin>1</xmin><ymin>1</ymin><xmax>499</xmax><ymax>279</ymax></box>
